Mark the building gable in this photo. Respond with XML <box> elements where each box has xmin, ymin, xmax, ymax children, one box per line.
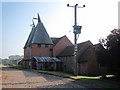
<box><xmin>52</xmin><ymin>35</ymin><xmax>73</xmax><ymax>56</ymax></box>
<box><xmin>59</xmin><ymin>40</ymin><xmax>92</xmax><ymax>57</ymax></box>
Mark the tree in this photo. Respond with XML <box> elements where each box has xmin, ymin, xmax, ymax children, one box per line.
<box><xmin>2</xmin><ymin>59</ymin><xmax>9</xmax><ymax>65</ymax></box>
<box><xmin>8</xmin><ymin>55</ymin><xmax>22</xmax><ymax>60</ymax></box>
<box><xmin>8</xmin><ymin>55</ymin><xmax>23</xmax><ymax>65</ymax></box>
<box><xmin>98</xmin><ymin>29</ymin><xmax>120</xmax><ymax>76</ymax></box>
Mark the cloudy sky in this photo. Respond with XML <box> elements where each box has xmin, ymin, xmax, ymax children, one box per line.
<box><xmin>1</xmin><ymin>0</ymin><xmax>119</xmax><ymax>58</ymax></box>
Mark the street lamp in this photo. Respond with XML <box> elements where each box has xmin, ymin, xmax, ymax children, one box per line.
<box><xmin>67</xmin><ymin>4</ymin><xmax>85</xmax><ymax>76</ymax></box>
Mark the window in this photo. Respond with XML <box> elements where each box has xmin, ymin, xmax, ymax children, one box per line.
<box><xmin>50</xmin><ymin>48</ymin><xmax>53</xmax><ymax>51</ymax></box>
<box><xmin>38</xmin><ymin>44</ymin><xmax>41</xmax><ymax>47</ymax></box>
<box><xmin>45</xmin><ymin>44</ymin><xmax>48</xmax><ymax>48</ymax></box>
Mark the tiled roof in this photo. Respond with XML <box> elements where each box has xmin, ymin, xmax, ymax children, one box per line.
<box><xmin>24</xmin><ymin>24</ymin><xmax>36</xmax><ymax>48</ymax></box>
<box><xmin>58</xmin><ymin>40</ymin><xmax>93</xmax><ymax>57</ymax></box>
<box><xmin>33</xmin><ymin>56</ymin><xmax>61</xmax><ymax>62</ymax></box>
<box><xmin>51</xmin><ymin>38</ymin><xmax>61</xmax><ymax>46</ymax></box>
<box><xmin>24</xmin><ymin>14</ymin><xmax>53</xmax><ymax>48</ymax></box>
<box><xmin>78</xmin><ymin>46</ymin><xmax>92</xmax><ymax>62</ymax></box>
<box><xmin>51</xmin><ymin>35</ymin><xmax>66</xmax><ymax>46</ymax></box>
<box><xmin>31</xmin><ymin>21</ymin><xmax>53</xmax><ymax>45</ymax></box>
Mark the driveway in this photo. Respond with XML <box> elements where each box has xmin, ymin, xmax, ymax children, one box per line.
<box><xmin>1</xmin><ymin>66</ymin><xmax>85</xmax><ymax>88</ymax></box>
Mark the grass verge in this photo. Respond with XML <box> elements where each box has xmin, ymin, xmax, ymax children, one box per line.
<box><xmin>9</xmin><ymin>65</ymin><xmax>120</xmax><ymax>88</ymax></box>
<box><xmin>33</xmin><ymin>70</ymin><xmax>119</xmax><ymax>88</ymax></box>
<box><xmin>32</xmin><ymin>70</ymin><xmax>72</xmax><ymax>78</ymax></box>
<box><xmin>9</xmin><ymin>64</ymin><xmax>25</xmax><ymax>70</ymax></box>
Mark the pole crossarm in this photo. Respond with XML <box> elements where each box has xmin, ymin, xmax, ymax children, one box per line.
<box><xmin>67</xmin><ymin>4</ymin><xmax>85</xmax><ymax>8</ymax></box>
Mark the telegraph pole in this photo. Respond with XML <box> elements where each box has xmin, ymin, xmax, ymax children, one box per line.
<box><xmin>67</xmin><ymin>4</ymin><xmax>85</xmax><ymax>76</ymax></box>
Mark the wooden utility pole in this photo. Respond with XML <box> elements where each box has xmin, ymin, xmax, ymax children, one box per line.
<box><xmin>67</xmin><ymin>4</ymin><xmax>85</xmax><ymax>75</ymax></box>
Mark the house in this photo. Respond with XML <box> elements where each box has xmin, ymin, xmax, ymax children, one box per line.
<box><xmin>21</xmin><ymin>13</ymin><xmax>100</xmax><ymax>75</ymax></box>
<box><xmin>58</xmin><ymin>41</ymin><xmax>100</xmax><ymax>75</ymax></box>
<box><xmin>23</xmin><ymin>13</ymin><xmax>57</xmax><ymax>70</ymax></box>
<box><xmin>22</xmin><ymin>14</ymin><xmax>72</xmax><ymax>70</ymax></box>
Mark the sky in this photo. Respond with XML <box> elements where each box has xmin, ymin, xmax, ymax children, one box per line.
<box><xmin>1</xmin><ymin>0</ymin><xmax>119</xmax><ymax>59</ymax></box>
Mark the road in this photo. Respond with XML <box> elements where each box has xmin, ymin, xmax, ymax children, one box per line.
<box><xmin>1</xmin><ymin>66</ymin><xmax>85</xmax><ymax>88</ymax></box>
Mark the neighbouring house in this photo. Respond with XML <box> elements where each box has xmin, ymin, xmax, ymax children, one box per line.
<box><xmin>59</xmin><ymin>41</ymin><xmax>100</xmax><ymax>75</ymax></box>
<box><xmin>21</xmin><ymin>13</ymin><xmax>100</xmax><ymax>75</ymax></box>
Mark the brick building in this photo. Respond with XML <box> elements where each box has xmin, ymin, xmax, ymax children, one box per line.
<box><xmin>59</xmin><ymin>41</ymin><xmax>100</xmax><ymax>75</ymax></box>
<box><xmin>22</xmin><ymin>14</ymin><xmax>72</xmax><ymax>70</ymax></box>
<box><xmin>21</xmin><ymin>13</ymin><xmax>100</xmax><ymax>75</ymax></box>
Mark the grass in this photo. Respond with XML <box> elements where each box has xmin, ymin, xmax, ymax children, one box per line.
<box><xmin>34</xmin><ymin>70</ymin><xmax>119</xmax><ymax>88</ymax></box>
<box><xmin>70</xmin><ymin>75</ymin><xmax>115</xmax><ymax>79</ymax></box>
<box><xmin>80</xmin><ymin>77</ymin><xmax>120</xmax><ymax>88</ymax></box>
<box><xmin>72</xmin><ymin>75</ymin><xmax>120</xmax><ymax>88</ymax></box>
<box><xmin>32</xmin><ymin>70</ymin><xmax>72</xmax><ymax>78</ymax></box>
<box><xmin>70</xmin><ymin>75</ymin><xmax>101</xmax><ymax>79</ymax></box>
<box><xmin>7</xmin><ymin>65</ymin><xmax>120</xmax><ymax>88</ymax></box>
<box><xmin>9</xmin><ymin>64</ymin><xmax>25</xmax><ymax>70</ymax></box>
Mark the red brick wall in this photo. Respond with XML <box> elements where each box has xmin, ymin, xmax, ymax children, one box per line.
<box><xmin>24</xmin><ymin>36</ymin><xmax>72</xmax><ymax>58</ymax></box>
<box><xmin>32</xmin><ymin>44</ymin><xmax>52</xmax><ymax>57</ymax></box>
<box><xmin>79</xmin><ymin>62</ymin><xmax>88</xmax><ymax>75</ymax></box>
<box><xmin>59</xmin><ymin>56</ymin><xmax>74</xmax><ymax>73</ymax></box>
<box><xmin>87</xmin><ymin>47</ymin><xmax>100</xmax><ymax>75</ymax></box>
<box><xmin>78</xmin><ymin>46</ymin><xmax>100</xmax><ymax>75</ymax></box>
<box><xmin>24</xmin><ymin>47</ymin><xmax>30</xmax><ymax>59</ymax></box>
<box><xmin>24</xmin><ymin>44</ymin><xmax>53</xmax><ymax>58</ymax></box>
<box><xmin>53</xmin><ymin>36</ymin><xmax>73</xmax><ymax>56</ymax></box>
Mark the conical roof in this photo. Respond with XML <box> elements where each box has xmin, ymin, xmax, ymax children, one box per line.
<box><xmin>24</xmin><ymin>22</ymin><xmax>36</xmax><ymax>48</ymax></box>
<box><xmin>24</xmin><ymin>14</ymin><xmax>53</xmax><ymax>48</ymax></box>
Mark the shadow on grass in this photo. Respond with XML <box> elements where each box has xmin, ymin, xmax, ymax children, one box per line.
<box><xmin>72</xmin><ymin>76</ymin><xmax>120</xmax><ymax>88</ymax></box>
